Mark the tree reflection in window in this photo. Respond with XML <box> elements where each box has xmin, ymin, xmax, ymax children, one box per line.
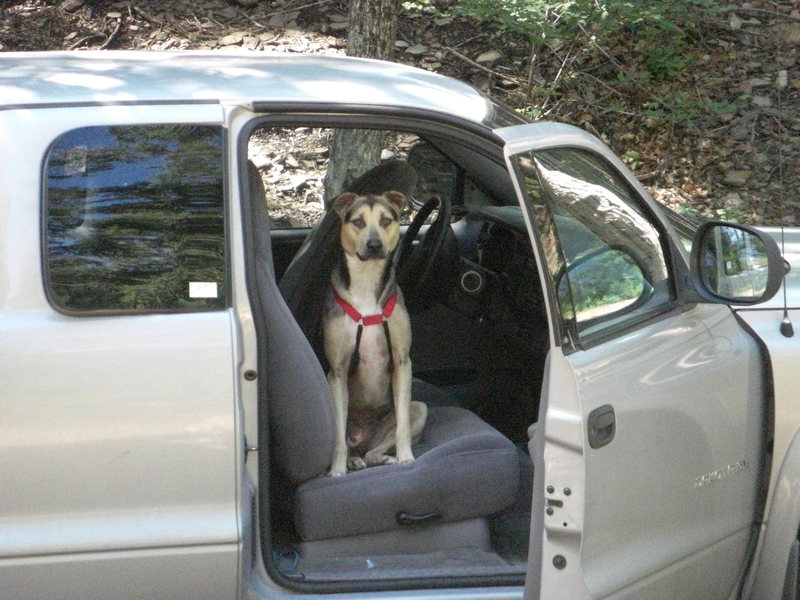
<box><xmin>45</xmin><ymin>125</ymin><xmax>226</xmax><ymax>312</ymax></box>
<box><xmin>517</xmin><ymin>148</ymin><xmax>673</xmax><ymax>340</ymax></box>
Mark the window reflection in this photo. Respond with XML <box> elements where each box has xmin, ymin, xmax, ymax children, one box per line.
<box><xmin>45</xmin><ymin>125</ymin><xmax>226</xmax><ymax>312</ymax></box>
<box><xmin>518</xmin><ymin>148</ymin><xmax>672</xmax><ymax>339</ymax></box>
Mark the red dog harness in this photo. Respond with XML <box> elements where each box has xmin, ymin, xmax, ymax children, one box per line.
<box><xmin>332</xmin><ymin>288</ymin><xmax>398</xmax><ymax>325</ymax></box>
<box><xmin>332</xmin><ymin>287</ymin><xmax>398</xmax><ymax>376</ymax></box>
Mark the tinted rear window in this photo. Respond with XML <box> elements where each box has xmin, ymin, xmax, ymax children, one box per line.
<box><xmin>44</xmin><ymin>125</ymin><xmax>226</xmax><ymax>313</ymax></box>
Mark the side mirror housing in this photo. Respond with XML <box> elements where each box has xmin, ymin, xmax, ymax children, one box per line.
<box><xmin>690</xmin><ymin>222</ymin><xmax>785</xmax><ymax>305</ymax></box>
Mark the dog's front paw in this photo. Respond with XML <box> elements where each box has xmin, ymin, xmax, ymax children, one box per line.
<box><xmin>365</xmin><ymin>453</ymin><xmax>399</xmax><ymax>467</ymax></box>
<box><xmin>347</xmin><ymin>456</ymin><xmax>367</xmax><ymax>471</ymax></box>
<box><xmin>396</xmin><ymin>450</ymin><xmax>415</xmax><ymax>466</ymax></box>
<box><xmin>328</xmin><ymin>459</ymin><xmax>348</xmax><ymax>477</ymax></box>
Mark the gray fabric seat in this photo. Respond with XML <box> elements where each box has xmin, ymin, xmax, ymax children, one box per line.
<box><xmin>293</xmin><ymin>406</ymin><xmax>520</xmax><ymax>540</ymax></box>
<box><xmin>244</xmin><ymin>161</ymin><xmax>520</xmax><ymax>542</ymax></box>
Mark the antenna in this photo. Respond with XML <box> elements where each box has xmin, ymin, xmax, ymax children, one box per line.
<box><xmin>776</xmin><ymin>49</ymin><xmax>793</xmax><ymax>337</ymax></box>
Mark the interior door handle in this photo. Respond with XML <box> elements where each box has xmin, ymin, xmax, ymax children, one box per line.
<box><xmin>588</xmin><ymin>404</ymin><xmax>616</xmax><ymax>449</ymax></box>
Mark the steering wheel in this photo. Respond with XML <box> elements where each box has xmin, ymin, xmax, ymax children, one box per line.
<box><xmin>396</xmin><ymin>195</ymin><xmax>454</xmax><ymax>311</ymax></box>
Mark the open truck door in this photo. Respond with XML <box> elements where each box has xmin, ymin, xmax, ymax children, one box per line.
<box><xmin>498</xmin><ymin>123</ymin><xmax>774</xmax><ymax>600</ymax></box>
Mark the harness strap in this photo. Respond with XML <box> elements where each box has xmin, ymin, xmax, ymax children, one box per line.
<box><xmin>332</xmin><ymin>288</ymin><xmax>397</xmax><ymax>325</ymax></box>
<box><xmin>383</xmin><ymin>320</ymin><xmax>395</xmax><ymax>375</ymax></box>
<box><xmin>349</xmin><ymin>324</ymin><xmax>363</xmax><ymax>378</ymax></box>
<box><xmin>332</xmin><ymin>287</ymin><xmax>398</xmax><ymax>377</ymax></box>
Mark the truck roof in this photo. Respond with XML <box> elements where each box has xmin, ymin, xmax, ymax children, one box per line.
<box><xmin>0</xmin><ymin>50</ymin><xmax>495</xmax><ymax>124</ymax></box>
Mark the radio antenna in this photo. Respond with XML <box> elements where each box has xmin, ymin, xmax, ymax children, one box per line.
<box><xmin>776</xmin><ymin>46</ymin><xmax>793</xmax><ymax>337</ymax></box>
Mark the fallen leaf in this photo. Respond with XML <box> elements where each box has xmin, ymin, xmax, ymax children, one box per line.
<box><xmin>60</xmin><ymin>0</ymin><xmax>84</xmax><ymax>11</ymax></box>
<box><xmin>405</xmin><ymin>44</ymin><xmax>429</xmax><ymax>56</ymax></box>
<box><xmin>476</xmin><ymin>49</ymin><xmax>502</xmax><ymax>65</ymax></box>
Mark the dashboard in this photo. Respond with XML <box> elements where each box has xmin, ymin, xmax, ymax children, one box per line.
<box><xmin>447</xmin><ymin>205</ymin><xmax>547</xmax><ymax>345</ymax></box>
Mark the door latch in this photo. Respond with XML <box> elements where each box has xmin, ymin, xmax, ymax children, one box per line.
<box><xmin>587</xmin><ymin>404</ymin><xmax>615</xmax><ymax>449</ymax></box>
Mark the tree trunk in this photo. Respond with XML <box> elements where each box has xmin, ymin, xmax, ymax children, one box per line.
<box><xmin>323</xmin><ymin>0</ymin><xmax>400</xmax><ymax>203</ymax></box>
<box><xmin>346</xmin><ymin>0</ymin><xmax>398</xmax><ymax>60</ymax></box>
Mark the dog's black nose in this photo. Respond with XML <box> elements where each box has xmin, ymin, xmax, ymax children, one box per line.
<box><xmin>366</xmin><ymin>237</ymin><xmax>383</xmax><ymax>252</ymax></box>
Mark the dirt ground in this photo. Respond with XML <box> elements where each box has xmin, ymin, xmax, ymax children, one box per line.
<box><xmin>2</xmin><ymin>0</ymin><xmax>799</xmax><ymax>225</ymax></box>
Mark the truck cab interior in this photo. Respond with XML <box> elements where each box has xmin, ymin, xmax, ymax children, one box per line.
<box><xmin>243</xmin><ymin>120</ymin><xmax>545</xmax><ymax>589</ymax></box>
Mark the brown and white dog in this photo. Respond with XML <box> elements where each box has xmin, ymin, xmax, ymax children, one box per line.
<box><xmin>323</xmin><ymin>190</ymin><xmax>427</xmax><ymax>476</ymax></box>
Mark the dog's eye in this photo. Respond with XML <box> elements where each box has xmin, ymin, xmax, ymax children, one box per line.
<box><xmin>380</xmin><ymin>216</ymin><xmax>393</xmax><ymax>228</ymax></box>
<box><xmin>351</xmin><ymin>216</ymin><xmax>366</xmax><ymax>229</ymax></box>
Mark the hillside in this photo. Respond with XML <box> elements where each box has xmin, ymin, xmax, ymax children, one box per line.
<box><xmin>2</xmin><ymin>0</ymin><xmax>798</xmax><ymax>225</ymax></box>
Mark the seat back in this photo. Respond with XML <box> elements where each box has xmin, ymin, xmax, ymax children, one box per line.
<box><xmin>244</xmin><ymin>161</ymin><xmax>335</xmax><ymax>483</ymax></box>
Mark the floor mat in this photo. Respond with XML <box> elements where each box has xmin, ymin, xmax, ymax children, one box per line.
<box><xmin>290</xmin><ymin>546</ymin><xmax>524</xmax><ymax>581</ymax></box>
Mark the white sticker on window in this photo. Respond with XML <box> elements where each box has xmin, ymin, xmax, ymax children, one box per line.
<box><xmin>189</xmin><ymin>282</ymin><xmax>218</xmax><ymax>299</ymax></box>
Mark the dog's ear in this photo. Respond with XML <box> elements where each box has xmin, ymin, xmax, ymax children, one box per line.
<box><xmin>384</xmin><ymin>191</ymin><xmax>407</xmax><ymax>215</ymax></box>
<box><xmin>333</xmin><ymin>193</ymin><xmax>357</xmax><ymax>218</ymax></box>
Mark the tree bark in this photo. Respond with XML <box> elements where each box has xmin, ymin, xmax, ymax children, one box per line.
<box><xmin>323</xmin><ymin>0</ymin><xmax>400</xmax><ymax>203</ymax></box>
<box><xmin>346</xmin><ymin>0</ymin><xmax>398</xmax><ymax>60</ymax></box>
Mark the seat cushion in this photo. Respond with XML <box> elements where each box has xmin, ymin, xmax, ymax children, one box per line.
<box><xmin>292</xmin><ymin>406</ymin><xmax>521</xmax><ymax>541</ymax></box>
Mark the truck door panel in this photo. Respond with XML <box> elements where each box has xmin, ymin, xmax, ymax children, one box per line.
<box><xmin>495</xmin><ymin>123</ymin><xmax>766</xmax><ymax>599</ymax></box>
<box><xmin>0</xmin><ymin>105</ymin><xmax>241</xmax><ymax>600</ymax></box>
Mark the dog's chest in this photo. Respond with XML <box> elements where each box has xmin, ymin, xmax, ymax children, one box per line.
<box><xmin>348</xmin><ymin>321</ymin><xmax>393</xmax><ymax>406</ymax></box>
<box><xmin>355</xmin><ymin>323</ymin><xmax>390</xmax><ymax>366</ymax></box>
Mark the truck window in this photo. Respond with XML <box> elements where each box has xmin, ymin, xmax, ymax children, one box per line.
<box><xmin>514</xmin><ymin>148</ymin><xmax>674</xmax><ymax>343</ymax></box>
<box><xmin>44</xmin><ymin>125</ymin><xmax>226</xmax><ymax>313</ymax></box>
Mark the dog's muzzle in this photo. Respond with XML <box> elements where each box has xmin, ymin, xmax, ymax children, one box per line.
<box><xmin>357</xmin><ymin>235</ymin><xmax>385</xmax><ymax>260</ymax></box>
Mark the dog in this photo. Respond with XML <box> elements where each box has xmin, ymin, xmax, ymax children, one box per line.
<box><xmin>323</xmin><ymin>190</ymin><xmax>427</xmax><ymax>476</ymax></box>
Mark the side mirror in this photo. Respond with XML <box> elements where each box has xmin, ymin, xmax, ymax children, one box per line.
<box><xmin>690</xmin><ymin>222</ymin><xmax>784</xmax><ymax>305</ymax></box>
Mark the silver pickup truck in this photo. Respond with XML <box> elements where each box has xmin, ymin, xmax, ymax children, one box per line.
<box><xmin>1</xmin><ymin>51</ymin><xmax>798</xmax><ymax>600</ymax></box>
